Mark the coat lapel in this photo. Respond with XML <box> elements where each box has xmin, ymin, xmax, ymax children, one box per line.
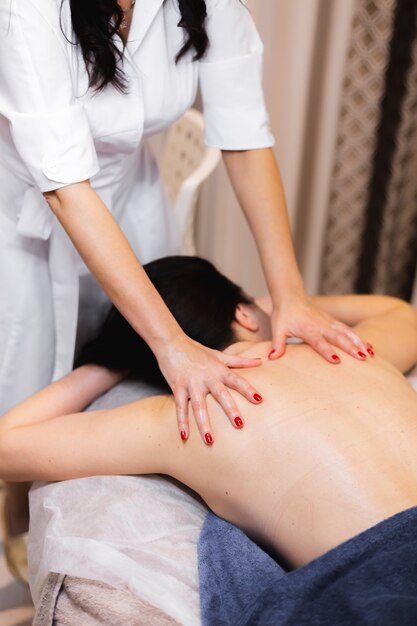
<box><xmin>127</xmin><ymin>0</ymin><xmax>165</xmax><ymax>55</ymax></box>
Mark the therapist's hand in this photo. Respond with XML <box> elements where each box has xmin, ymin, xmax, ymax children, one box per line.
<box><xmin>268</xmin><ymin>291</ymin><xmax>370</xmax><ymax>363</ymax></box>
<box><xmin>157</xmin><ymin>335</ymin><xmax>263</xmax><ymax>444</ymax></box>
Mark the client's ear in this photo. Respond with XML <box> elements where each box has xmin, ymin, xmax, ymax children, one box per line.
<box><xmin>234</xmin><ymin>304</ymin><xmax>259</xmax><ymax>332</ymax></box>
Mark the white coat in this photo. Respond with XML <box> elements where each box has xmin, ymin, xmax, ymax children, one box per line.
<box><xmin>0</xmin><ymin>0</ymin><xmax>274</xmax><ymax>412</ymax></box>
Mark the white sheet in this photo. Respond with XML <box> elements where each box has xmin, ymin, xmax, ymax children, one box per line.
<box><xmin>29</xmin><ymin>475</ymin><xmax>207</xmax><ymax>626</ymax></box>
<box><xmin>28</xmin><ymin>381</ymin><xmax>208</xmax><ymax>626</ymax></box>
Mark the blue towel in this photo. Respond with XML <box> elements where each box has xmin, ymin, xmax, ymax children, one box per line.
<box><xmin>198</xmin><ymin>507</ymin><xmax>417</xmax><ymax>625</ymax></box>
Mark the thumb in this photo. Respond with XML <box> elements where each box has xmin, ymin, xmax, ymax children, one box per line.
<box><xmin>269</xmin><ymin>330</ymin><xmax>287</xmax><ymax>360</ymax></box>
<box><xmin>222</xmin><ymin>354</ymin><xmax>263</xmax><ymax>369</ymax></box>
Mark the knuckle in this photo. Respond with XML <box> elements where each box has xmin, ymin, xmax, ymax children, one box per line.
<box><xmin>305</xmin><ymin>322</ymin><xmax>318</xmax><ymax>334</ymax></box>
<box><xmin>227</xmin><ymin>402</ymin><xmax>239</xmax><ymax>416</ymax></box>
<box><xmin>304</xmin><ymin>328</ymin><xmax>318</xmax><ymax>340</ymax></box>
<box><xmin>191</xmin><ymin>398</ymin><xmax>204</xmax><ymax>413</ymax></box>
<box><xmin>213</xmin><ymin>384</ymin><xmax>228</xmax><ymax>399</ymax></box>
<box><xmin>244</xmin><ymin>384</ymin><xmax>256</xmax><ymax>396</ymax></box>
<box><xmin>176</xmin><ymin>396</ymin><xmax>189</xmax><ymax>411</ymax></box>
<box><xmin>172</xmin><ymin>379</ymin><xmax>186</xmax><ymax>393</ymax></box>
<box><xmin>338</xmin><ymin>341</ymin><xmax>350</xmax><ymax>354</ymax></box>
<box><xmin>338</xmin><ymin>333</ymin><xmax>350</xmax><ymax>345</ymax></box>
<box><xmin>346</xmin><ymin>337</ymin><xmax>357</xmax><ymax>350</ymax></box>
<box><xmin>309</xmin><ymin>334</ymin><xmax>322</xmax><ymax>346</ymax></box>
<box><xmin>176</xmin><ymin>410</ymin><xmax>186</xmax><ymax>422</ymax></box>
<box><xmin>317</xmin><ymin>340</ymin><xmax>330</xmax><ymax>353</ymax></box>
<box><xmin>224</xmin><ymin>371</ymin><xmax>239</xmax><ymax>385</ymax></box>
<box><xmin>338</xmin><ymin>323</ymin><xmax>351</xmax><ymax>333</ymax></box>
<box><xmin>173</xmin><ymin>394</ymin><xmax>182</xmax><ymax>407</ymax></box>
<box><xmin>171</xmin><ymin>380</ymin><xmax>186</xmax><ymax>394</ymax></box>
<box><xmin>219</xmin><ymin>391</ymin><xmax>233</xmax><ymax>407</ymax></box>
<box><xmin>234</xmin><ymin>382</ymin><xmax>249</xmax><ymax>396</ymax></box>
<box><xmin>222</xmin><ymin>388</ymin><xmax>234</xmax><ymax>401</ymax></box>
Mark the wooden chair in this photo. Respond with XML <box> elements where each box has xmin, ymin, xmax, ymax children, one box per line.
<box><xmin>160</xmin><ymin>109</ymin><xmax>221</xmax><ymax>254</ymax></box>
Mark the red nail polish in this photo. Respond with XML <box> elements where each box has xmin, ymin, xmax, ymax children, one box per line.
<box><xmin>204</xmin><ymin>433</ymin><xmax>213</xmax><ymax>445</ymax></box>
<box><xmin>269</xmin><ymin>350</ymin><xmax>277</xmax><ymax>359</ymax></box>
<box><xmin>358</xmin><ymin>351</ymin><xmax>367</xmax><ymax>359</ymax></box>
<box><xmin>367</xmin><ymin>348</ymin><xmax>374</xmax><ymax>357</ymax></box>
<box><xmin>331</xmin><ymin>354</ymin><xmax>340</xmax><ymax>362</ymax></box>
<box><xmin>180</xmin><ymin>431</ymin><xmax>187</xmax><ymax>441</ymax></box>
<box><xmin>253</xmin><ymin>393</ymin><xmax>263</xmax><ymax>402</ymax></box>
<box><xmin>234</xmin><ymin>416</ymin><xmax>243</xmax><ymax>428</ymax></box>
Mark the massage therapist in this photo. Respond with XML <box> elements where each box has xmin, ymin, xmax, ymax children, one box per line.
<box><xmin>0</xmin><ymin>1</ymin><xmax>369</xmax><ymax>444</ymax></box>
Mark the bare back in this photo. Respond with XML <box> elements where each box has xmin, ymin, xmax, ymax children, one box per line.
<box><xmin>162</xmin><ymin>342</ymin><xmax>417</xmax><ymax>567</ymax></box>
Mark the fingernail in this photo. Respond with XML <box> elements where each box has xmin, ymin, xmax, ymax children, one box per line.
<box><xmin>180</xmin><ymin>431</ymin><xmax>187</xmax><ymax>442</ymax></box>
<box><xmin>234</xmin><ymin>416</ymin><xmax>244</xmax><ymax>429</ymax></box>
<box><xmin>331</xmin><ymin>354</ymin><xmax>340</xmax><ymax>362</ymax></box>
<box><xmin>358</xmin><ymin>351</ymin><xmax>367</xmax><ymax>359</ymax></box>
<box><xmin>253</xmin><ymin>393</ymin><xmax>263</xmax><ymax>402</ymax></box>
<box><xmin>268</xmin><ymin>350</ymin><xmax>277</xmax><ymax>359</ymax></box>
<box><xmin>367</xmin><ymin>348</ymin><xmax>374</xmax><ymax>357</ymax></box>
<box><xmin>204</xmin><ymin>433</ymin><xmax>213</xmax><ymax>446</ymax></box>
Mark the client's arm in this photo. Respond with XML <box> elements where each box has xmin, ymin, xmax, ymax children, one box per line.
<box><xmin>256</xmin><ymin>293</ymin><xmax>417</xmax><ymax>373</ymax></box>
<box><xmin>0</xmin><ymin>367</ymin><xmax>170</xmax><ymax>482</ymax></box>
<box><xmin>311</xmin><ymin>294</ymin><xmax>417</xmax><ymax>374</ymax></box>
<box><xmin>0</xmin><ymin>365</ymin><xmax>122</xmax><ymax>431</ymax></box>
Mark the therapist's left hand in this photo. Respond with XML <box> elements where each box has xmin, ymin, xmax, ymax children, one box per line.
<box><xmin>268</xmin><ymin>291</ymin><xmax>370</xmax><ymax>363</ymax></box>
<box><xmin>157</xmin><ymin>334</ymin><xmax>263</xmax><ymax>444</ymax></box>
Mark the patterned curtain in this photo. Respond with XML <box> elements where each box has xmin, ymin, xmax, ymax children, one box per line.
<box><xmin>320</xmin><ymin>0</ymin><xmax>417</xmax><ymax>300</ymax></box>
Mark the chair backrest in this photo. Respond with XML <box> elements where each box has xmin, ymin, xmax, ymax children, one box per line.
<box><xmin>160</xmin><ymin>108</ymin><xmax>221</xmax><ymax>254</ymax></box>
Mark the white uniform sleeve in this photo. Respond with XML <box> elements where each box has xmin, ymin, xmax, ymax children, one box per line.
<box><xmin>0</xmin><ymin>1</ymin><xmax>99</xmax><ymax>192</ymax></box>
<box><xmin>199</xmin><ymin>0</ymin><xmax>274</xmax><ymax>150</ymax></box>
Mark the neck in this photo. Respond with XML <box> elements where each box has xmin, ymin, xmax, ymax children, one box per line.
<box><xmin>119</xmin><ymin>0</ymin><xmax>135</xmax><ymax>13</ymax></box>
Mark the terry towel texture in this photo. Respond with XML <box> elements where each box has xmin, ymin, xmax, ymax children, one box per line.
<box><xmin>33</xmin><ymin>573</ymin><xmax>181</xmax><ymax>626</ymax></box>
<box><xmin>199</xmin><ymin>507</ymin><xmax>417</xmax><ymax>626</ymax></box>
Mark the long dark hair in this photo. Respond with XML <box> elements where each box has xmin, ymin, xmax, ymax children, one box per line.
<box><xmin>65</xmin><ymin>0</ymin><xmax>209</xmax><ymax>92</ymax></box>
<box><xmin>76</xmin><ymin>256</ymin><xmax>252</xmax><ymax>388</ymax></box>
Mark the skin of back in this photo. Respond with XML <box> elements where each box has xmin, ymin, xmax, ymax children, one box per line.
<box><xmin>159</xmin><ymin>341</ymin><xmax>417</xmax><ymax>567</ymax></box>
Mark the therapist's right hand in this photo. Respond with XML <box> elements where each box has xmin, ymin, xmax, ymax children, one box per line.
<box><xmin>157</xmin><ymin>335</ymin><xmax>263</xmax><ymax>445</ymax></box>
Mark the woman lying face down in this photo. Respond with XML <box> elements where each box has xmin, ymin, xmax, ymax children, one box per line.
<box><xmin>1</xmin><ymin>256</ymin><xmax>417</xmax><ymax>570</ymax></box>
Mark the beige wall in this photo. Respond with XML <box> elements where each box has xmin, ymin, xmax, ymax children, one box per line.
<box><xmin>195</xmin><ymin>0</ymin><xmax>356</xmax><ymax>296</ymax></box>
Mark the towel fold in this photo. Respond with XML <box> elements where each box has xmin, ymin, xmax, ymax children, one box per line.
<box><xmin>198</xmin><ymin>507</ymin><xmax>417</xmax><ymax>626</ymax></box>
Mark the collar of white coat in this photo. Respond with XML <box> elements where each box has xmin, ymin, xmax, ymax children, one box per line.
<box><xmin>126</xmin><ymin>0</ymin><xmax>165</xmax><ymax>55</ymax></box>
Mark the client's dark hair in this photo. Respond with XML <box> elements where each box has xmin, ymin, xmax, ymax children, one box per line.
<box><xmin>76</xmin><ymin>256</ymin><xmax>252</xmax><ymax>388</ymax></box>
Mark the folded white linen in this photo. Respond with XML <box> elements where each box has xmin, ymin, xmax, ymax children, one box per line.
<box><xmin>28</xmin><ymin>381</ymin><xmax>208</xmax><ymax>626</ymax></box>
